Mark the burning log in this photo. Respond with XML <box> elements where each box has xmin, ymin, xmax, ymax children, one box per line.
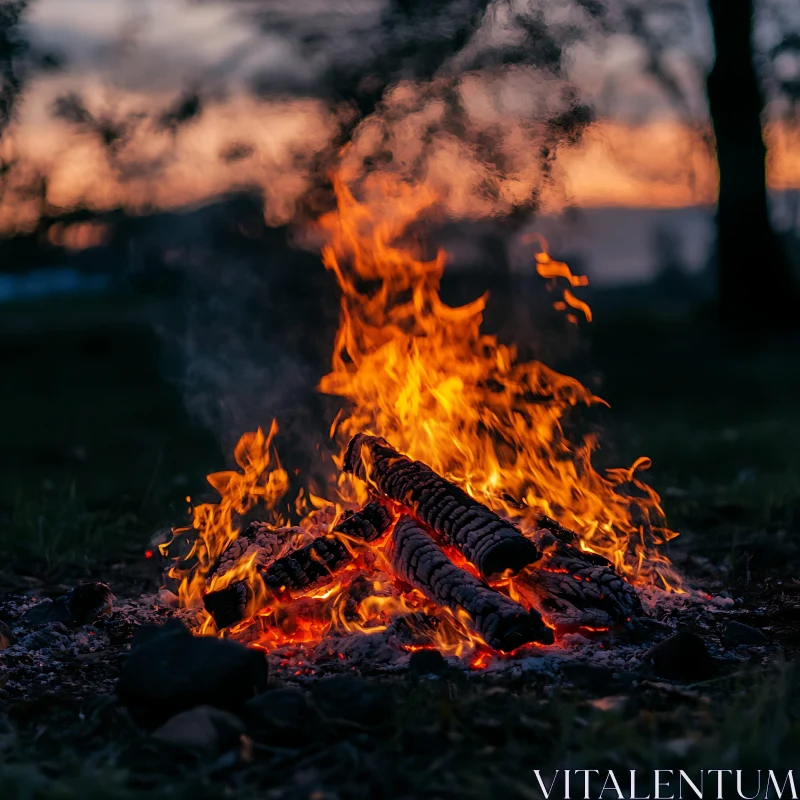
<box><xmin>263</xmin><ymin>501</ymin><xmax>389</xmax><ymax>595</ymax></box>
<box><xmin>203</xmin><ymin>502</ymin><xmax>391</xmax><ymax>629</ymax></box>
<box><xmin>343</xmin><ymin>434</ymin><xmax>540</xmax><ymax>579</ymax></box>
<box><xmin>518</xmin><ymin>521</ymin><xmax>644</xmax><ymax>631</ymax></box>
<box><xmin>387</xmin><ymin>515</ymin><xmax>554</xmax><ymax>650</ymax></box>
<box><xmin>203</xmin><ymin>580</ymin><xmax>254</xmax><ymax>630</ymax></box>
<box><xmin>214</xmin><ymin>522</ymin><xmax>305</xmax><ymax>580</ymax></box>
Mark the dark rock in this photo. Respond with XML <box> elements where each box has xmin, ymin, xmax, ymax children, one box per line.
<box><xmin>646</xmin><ymin>631</ymin><xmax>716</xmax><ymax>682</ymax></box>
<box><xmin>0</xmin><ymin>619</ymin><xmax>16</xmax><ymax>650</ymax></box>
<box><xmin>21</xmin><ymin>583</ymin><xmax>113</xmax><ymax>627</ymax></box>
<box><xmin>723</xmin><ymin>621</ymin><xmax>769</xmax><ymax>647</ymax></box>
<box><xmin>560</xmin><ymin>662</ymin><xmax>614</xmax><ymax>691</ymax></box>
<box><xmin>66</xmin><ymin>583</ymin><xmax>113</xmax><ymax>624</ymax></box>
<box><xmin>408</xmin><ymin>648</ymin><xmax>447</xmax><ymax>676</ymax></box>
<box><xmin>243</xmin><ymin>688</ymin><xmax>319</xmax><ymax>746</ymax></box>
<box><xmin>129</xmin><ymin>617</ymin><xmax>187</xmax><ymax>650</ymax></box>
<box><xmin>117</xmin><ymin>620</ymin><xmax>268</xmax><ymax>724</ymax></box>
<box><xmin>311</xmin><ymin>675</ymin><xmax>395</xmax><ymax>728</ymax></box>
<box><xmin>153</xmin><ymin>705</ymin><xmax>245</xmax><ymax>755</ymax></box>
<box><xmin>402</xmin><ymin>725</ymin><xmax>449</xmax><ymax>757</ymax></box>
<box><xmin>22</xmin><ymin>597</ymin><xmax>74</xmax><ymax>626</ymax></box>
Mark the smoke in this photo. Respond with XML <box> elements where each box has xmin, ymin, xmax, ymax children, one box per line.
<box><xmin>140</xmin><ymin>194</ymin><xmax>342</xmax><ymax>471</ymax></box>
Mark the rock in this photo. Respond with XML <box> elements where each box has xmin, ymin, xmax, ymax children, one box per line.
<box><xmin>560</xmin><ymin>662</ymin><xmax>614</xmax><ymax>691</ymax></box>
<box><xmin>117</xmin><ymin>619</ymin><xmax>268</xmax><ymax>724</ymax></box>
<box><xmin>311</xmin><ymin>675</ymin><xmax>395</xmax><ymax>728</ymax></box>
<box><xmin>21</xmin><ymin>583</ymin><xmax>112</xmax><ymax>627</ymax></box>
<box><xmin>157</xmin><ymin>588</ymin><xmax>180</xmax><ymax>609</ymax></box>
<box><xmin>128</xmin><ymin>617</ymin><xmax>186</xmax><ymax>650</ymax></box>
<box><xmin>646</xmin><ymin>631</ymin><xmax>716</xmax><ymax>682</ymax></box>
<box><xmin>723</xmin><ymin>621</ymin><xmax>769</xmax><ymax>647</ymax></box>
<box><xmin>408</xmin><ymin>648</ymin><xmax>447</xmax><ymax>676</ymax></box>
<box><xmin>66</xmin><ymin>583</ymin><xmax>113</xmax><ymax>624</ymax></box>
<box><xmin>0</xmin><ymin>619</ymin><xmax>16</xmax><ymax>650</ymax></box>
<box><xmin>152</xmin><ymin>706</ymin><xmax>245</xmax><ymax>756</ymax></box>
<box><xmin>243</xmin><ymin>688</ymin><xmax>319</xmax><ymax>746</ymax></box>
<box><xmin>22</xmin><ymin>597</ymin><xmax>74</xmax><ymax>626</ymax></box>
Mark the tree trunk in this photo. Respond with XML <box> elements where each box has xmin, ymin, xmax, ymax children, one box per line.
<box><xmin>706</xmin><ymin>0</ymin><xmax>799</xmax><ymax>329</ymax></box>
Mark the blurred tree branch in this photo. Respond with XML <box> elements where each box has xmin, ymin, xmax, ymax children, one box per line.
<box><xmin>0</xmin><ymin>0</ymin><xmax>27</xmax><ymax>136</ymax></box>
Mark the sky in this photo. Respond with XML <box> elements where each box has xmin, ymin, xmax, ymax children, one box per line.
<box><xmin>2</xmin><ymin>0</ymin><xmax>800</xmax><ymax>280</ymax></box>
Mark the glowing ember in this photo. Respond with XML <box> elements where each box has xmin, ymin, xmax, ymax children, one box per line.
<box><xmin>166</xmin><ymin>170</ymin><xmax>683</xmax><ymax>663</ymax></box>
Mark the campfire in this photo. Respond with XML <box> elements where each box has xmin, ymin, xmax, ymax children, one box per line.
<box><xmin>163</xmin><ymin>171</ymin><xmax>683</xmax><ymax>668</ymax></box>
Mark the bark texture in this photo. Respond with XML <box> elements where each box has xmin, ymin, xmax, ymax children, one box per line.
<box><xmin>343</xmin><ymin>433</ymin><xmax>540</xmax><ymax>579</ymax></box>
<box><xmin>203</xmin><ymin>502</ymin><xmax>391</xmax><ymax>629</ymax></box>
<box><xmin>387</xmin><ymin>514</ymin><xmax>554</xmax><ymax>650</ymax></box>
<box><xmin>263</xmin><ymin>501</ymin><xmax>391</xmax><ymax>595</ymax></box>
<box><xmin>520</xmin><ymin>516</ymin><xmax>643</xmax><ymax>631</ymax></box>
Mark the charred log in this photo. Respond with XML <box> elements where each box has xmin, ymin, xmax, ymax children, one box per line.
<box><xmin>519</xmin><ymin>524</ymin><xmax>644</xmax><ymax>632</ymax></box>
<box><xmin>203</xmin><ymin>502</ymin><xmax>391</xmax><ymax>629</ymax></box>
<box><xmin>264</xmin><ymin>501</ymin><xmax>391</xmax><ymax>595</ymax></box>
<box><xmin>203</xmin><ymin>580</ymin><xmax>253</xmax><ymax>630</ymax></box>
<box><xmin>344</xmin><ymin>434</ymin><xmax>539</xmax><ymax>579</ymax></box>
<box><xmin>387</xmin><ymin>515</ymin><xmax>554</xmax><ymax>650</ymax></box>
<box><xmin>214</xmin><ymin>522</ymin><xmax>302</xmax><ymax>580</ymax></box>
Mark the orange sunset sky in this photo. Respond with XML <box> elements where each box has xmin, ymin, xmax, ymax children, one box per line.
<box><xmin>1</xmin><ymin>0</ymin><xmax>799</xmax><ymax>237</ymax></box>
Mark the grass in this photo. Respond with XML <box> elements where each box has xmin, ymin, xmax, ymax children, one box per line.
<box><xmin>3</xmin><ymin>484</ymin><xmax>141</xmax><ymax>579</ymax></box>
<box><xmin>0</xmin><ymin>300</ymin><xmax>220</xmax><ymax>585</ymax></box>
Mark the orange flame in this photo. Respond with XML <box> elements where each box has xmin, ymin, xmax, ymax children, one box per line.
<box><xmin>166</xmin><ymin>421</ymin><xmax>290</xmax><ymax>613</ymax></box>
<box><xmin>525</xmin><ymin>233</ymin><xmax>592</xmax><ymax>322</ymax></box>
<box><xmin>171</xmin><ymin>167</ymin><xmax>682</xmax><ymax>660</ymax></box>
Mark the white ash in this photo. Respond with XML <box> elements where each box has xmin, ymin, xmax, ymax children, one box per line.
<box><xmin>0</xmin><ymin>591</ymin><xmax>194</xmax><ymax>703</ymax></box>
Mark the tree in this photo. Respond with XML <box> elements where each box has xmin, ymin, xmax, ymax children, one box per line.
<box><xmin>706</xmin><ymin>0</ymin><xmax>800</xmax><ymax>329</ymax></box>
<box><xmin>0</xmin><ymin>0</ymin><xmax>26</xmax><ymax>135</ymax></box>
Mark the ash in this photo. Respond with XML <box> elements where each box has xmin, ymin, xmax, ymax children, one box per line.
<box><xmin>0</xmin><ymin>589</ymin><xmax>196</xmax><ymax>704</ymax></box>
<box><xmin>1</xmin><ymin>579</ymin><xmax>765</xmax><ymax>708</ymax></box>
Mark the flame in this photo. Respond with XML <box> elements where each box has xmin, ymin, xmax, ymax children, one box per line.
<box><xmin>526</xmin><ymin>234</ymin><xmax>593</xmax><ymax>323</ymax></box>
<box><xmin>318</xmin><ymin>170</ymin><xmax>680</xmax><ymax>587</ymax></box>
<box><xmin>170</xmin><ymin>166</ymin><xmax>683</xmax><ymax>662</ymax></box>
<box><xmin>470</xmin><ymin>650</ymin><xmax>493</xmax><ymax>670</ymax></box>
<box><xmin>166</xmin><ymin>421</ymin><xmax>290</xmax><ymax>611</ymax></box>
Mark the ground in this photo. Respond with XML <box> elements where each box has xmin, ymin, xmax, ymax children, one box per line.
<box><xmin>0</xmin><ymin>285</ymin><xmax>798</xmax><ymax>799</ymax></box>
